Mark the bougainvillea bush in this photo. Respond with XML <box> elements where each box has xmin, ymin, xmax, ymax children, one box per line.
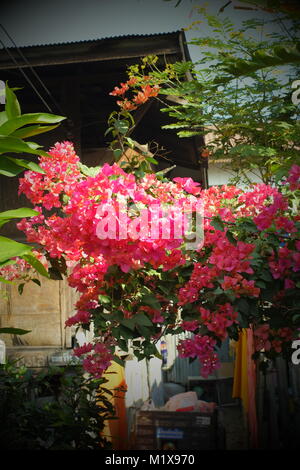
<box><xmin>1</xmin><ymin>76</ymin><xmax>299</xmax><ymax>379</ymax></box>
<box><xmin>0</xmin><ymin>140</ymin><xmax>297</xmax><ymax>378</ymax></box>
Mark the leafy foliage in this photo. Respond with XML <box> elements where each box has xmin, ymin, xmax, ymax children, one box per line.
<box><xmin>0</xmin><ymin>83</ymin><xmax>64</xmax><ymax>177</ymax></box>
<box><xmin>127</xmin><ymin>8</ymin><xmax>300</xmax><ymax>184</ymax></box>
<box><xmin>0</xmin><ymin>362</ymin><xmax>115</xmax><ymax>450</ymax></box>
<box><xmin>0</xmin><ymin>84</ymin><xmax>65</xmax><ymax>283</ymax></box>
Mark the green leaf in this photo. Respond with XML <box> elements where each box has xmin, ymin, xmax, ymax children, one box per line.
<box><xmin>0</xmin><ymin>111</ymin><xmax>8</xmax><ymax>126</ymax></box>
<box><xmin>114</xmin><ymin>120</ymin><xmax>129</xmax><ymax>135</ymax></box>
<box><xmin>0</xmin><ymin>236</ymin><xmax>32</xmax><ymax>263</ymax></box>
<box><xmin>126</xmin><ymin>137</ymin><xmax>135</xmax><ymax>149</ymax></box>
<box><xmin>0</xmin><ymin>327</ymin><xmax>31</xmax><ymax>335</ymax></box>
<box><xmin>145</xmin><ymin>156</ymin><xmax>158</xmax><ymax>165</ymax></box>
<box><xmin>158</xmin><ymin>284</ymin><xmax>171</xmax><ymax>295</ymax></box>
<box><xmin>0</xmin><ymin>259</ymin><xmax>17</xmax><ymax>268</ymax></box>
<box><xmin>154</xmin><ymin>350</ymin><xmax>162</xmax><ymax>360</ymax></box>
<box><xmin>117</xmin><ymin>339</ymin><xmax>129</xmax><ymax>352</ymax></box>
<box><xmin>136</xmin><ymin>324</ymin><xmax>152</xmax><ymax>339</ymax></box>
<box><xmin>119</xmin><ymin>325</ymin><xmax>134</xmax><ymax>341</ymax></box>
<box><xmin>0</xmin><ymin>208</ymin><xmax>39</xmax><ymax>220</ymax></box>
<box><xmin>4</xmin><ymin>156</ymin><xmax>45</xmax><ymax>174</ymax></box>
<box><xmin>211</xmin><ymin>216</ymin><xmax>225</xmax><ymax>231</ymax></box>
<box><xmin>0</xmin><ymin>157</ymin><xmax>24</xmax><ymax>177</ymax></box>
<box><xmin>239</xmin><ymin>219</ymin><xmax>258</xmax><ymax>233</ymax></box>
<box><xmin>143</xmin><ymin>341</ymin><xmax>159</xmax><ymax>356</ymax></box>
<box><xmin>18</xmin><ymin>283</ymin><xmax>25</xmax><ymax>295</ymax></box>
<box><xmin>140</xmin><ymin>294</ymin><xmax>161</xmax><ymax>310</ymax></box>
<box><xmin>177</xmin><ymin>130</ymin><xmax>202</xmax><ymax>138</ymax></box>
<box><xmin>226</xmin><ymin>230</ymin><xmax>237</xmax><ymax>245</ymax></box>
<box><xmin>113</xmin><ymin>149</ymin><xmax>123</xmax><ymax>159</ymax></box>
<box><xmin>227</xmin><ymin>325</ymin><xmax>239</xmax><ymax>342</ymax></box>
<box><xmin>21</xmin><ymin>253</ymin><xmax>49</xmax><ymax>278</ymax></box>
<box><xmin>255</xmin><ymin>280</ymin><xmax>266</xmax><ymax>288</ymax></box>
<box><xmin>219</xmin><ymin>42</ymin><xmax>300</xmax><ymax>79</ymax></box>
<box><xmin>5</xmin><ymin>84</ymin><xmax>21</xmax><ymax>119</ymax></box>
<box><xmin>0</xmin><ymin>207</ymin><xmax>39</xmax><ymax>227</ymax></box>
<box><xmin>236</xmin><ymin>298</ymin><xmax>250</xmax><ymax>315</ymax></box>
<box><xmin>112</xmin><ymin>355</ymin><xmax>125</xmax><ymax>367</ymax></box>
<box><xmin>121</xmin><ymin>318</ymin><xmax>136</xmax><ymax>331</ymax></box>
<box><xmin>213</xmin><ymin>286</ymin><xmax>224</xmax><ymax>295</ymax></box>
<box><xmin>228</xmin><ymin>144</ymin><xmax>277</xmax><ymax>158</ymax></box>
<box><xmin>104</xmin><ymin>126</ymin><xmax>114</xmax><ymax>137</ymax></box>
<box><xmin>0</xmin><ymin>135</ymin><xmax>49</xmax><ymax>156</ymax></box>
<box><xmin>31</xmin><ymin>278</ymin><xmax>41</xmax><ymax>287</ymax></box>
<box><xmin>11</xmin><ymin>124</ymin><xmax>60</xmax><ymax>139</ymax></box>
<box><xmin>78</xmin><ymin>162</ymin><xmax>101</xmax><ymax>177</ymax></box>
<box><xmin>0</xmin><ymin>113</ymin><xmax>65</xmax><ymax>136</ymax></box>
<box><xmin>173</xmin><ymin>61</ymin><xmax>193</xmax><ymax>76</ymax></box>
<box><xmin>0</xmin><ymin>219</ymin><xmax>9</xmax><ymax>228</ymax></box>
<box><xmin>134</xmin><ymin>313</ymin><xmax>153</xmax><ymax>327</ymax></box>
<box><xmin>98</xmin><ymin>294</ymin><xmax>111</xmax><ymax>305</ymax></box>
<box><xmin>0</xmin><ymin>277</ymin><xmax>13</xmax><ymax>284</ymax></box>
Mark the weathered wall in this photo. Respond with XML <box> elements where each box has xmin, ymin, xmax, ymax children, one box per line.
<box><xmin>0</xmin><ymin>276</ymin><xmax>79</xmax><ymax>366</ymax></box>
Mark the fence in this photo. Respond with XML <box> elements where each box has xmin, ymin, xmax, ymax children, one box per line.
<box><xmin>256</xmin><ymin>358</ymin><xmax>300</xmax><ymax>449</ymax></box>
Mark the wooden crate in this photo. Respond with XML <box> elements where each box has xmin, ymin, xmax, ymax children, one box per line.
<box><xmin>134</xmin><ymin>409</ymin><xmax>219</xmax><ymax>450</ymax></box>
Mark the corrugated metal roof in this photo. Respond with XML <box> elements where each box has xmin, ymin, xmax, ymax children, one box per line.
<box><xmin>0</xmin><ymin>30</ymin><xmax>187</xmax><ymax>70</ymax></box>
<box><xmin>0</xmin><ymin>30</ymin><xmax>182</xmax><ymax>50</ymax></box>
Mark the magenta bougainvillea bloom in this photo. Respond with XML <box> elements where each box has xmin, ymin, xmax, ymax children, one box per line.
<box><xmin>1</xmin><ymin>142</ymin><xmax>299</xmax><ymax>378</ymax></box>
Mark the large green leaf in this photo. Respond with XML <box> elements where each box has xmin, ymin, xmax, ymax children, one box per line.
<box><xmin>0</xmin><ymin>113</ymin><xmax>65</xmax><ymax>136</ymax></box>
<box><xmin>21</xmin><ymin>253</ymin><xmax>49</xmax><ymax>278</ymax></box>
<box><xmin>0</xmin><ymin>208</ymin><xmax>39</xmax><ymax>220</ymax></box>
<box><xmin>0</xmin><ymin>220</ymin><xmax>9</xmax><ymax>229</ymax></box>
<box><xmin>0</xmin><ymin>208</ymin><xmax>38</xmax><ymax>228</ymax></box>
<box><xmin>140</xmin><ymin>294</ymin><xmax>161</xmax><ymax>310</ymax></box>
<box><xmin>0</xmin><ymin>327</ymin><xmax>31</xmax><ymax>335</ymax></box>
<box><xmin>0</xmin><ymin>157</ymin><xmax>24</xmax><ymax>177</ymax></box>
<box><xmin>0</xmin><ymin>155</ymin><xmax>44</xmax><ymax>176</ymax></box>
<box><xmin>114</xmin><ymin>120</ymin><xmax>129</xmax><ymax>135</ymax></box>
<box><xmin>5</xmin><ymin>156</ymin><xmax>44</xmax><ymax>173</ymax></box>
<box><xmin>78</xmin><ymin>162</ymin><xmax>101</xmax><ymax>177</ymax></box>
<box><xmin>0</xmin><ymin>236</ymin><xmax>32</xmax><ymax>263</ymax></box>
<box><xmin>0</xmin><ymin>259</ymin><xmax>17</xmax><ymax>268</ymax></box>
<box><xmin>5</xmin><ymin>84</ymin><xmax>21</xmax><ymax>119</ymax></box>
<box><xmin>11</xmin><ymin>124</ymin><xmax>60</xmax><ymax>139</ymax></box>
<box><xmin>0</xmin><ymin>111</ymin><xmax>8</xmax><ymax>127</ymax></box>
<box><xmin>0</xmin><ymin>135</ymin><xmax>49</xmax><ymax>156</ymax></box>
<box><xmin>0</xmin><ymin>277</ymin><xmax>13</xmax><ymax>284</ymax></box>
<box><xmin>120</xmin><ymin>318</ymin><xmax>136</xmax><ymax>331</ymax></box>
<box><xmin>134</xmin><ymin>312</ymin><xmax>153</xmax><ymax>327</ymax></box>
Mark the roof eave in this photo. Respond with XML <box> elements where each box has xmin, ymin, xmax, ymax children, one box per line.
<box><xmin>0</xmin><ymin>31</ymin><xmax>185</xmax><ymax>70</ymax></box>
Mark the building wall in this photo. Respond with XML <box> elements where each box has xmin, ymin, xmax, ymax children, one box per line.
<box><xmin>0</xmin><ymin>276</ymin><xmax>78</xmax><ymax>367</ymax></box>
<box><xmin>208</xmin><ymin>162</ymin><xmax>263</xmax><ymax>187</ymax></box>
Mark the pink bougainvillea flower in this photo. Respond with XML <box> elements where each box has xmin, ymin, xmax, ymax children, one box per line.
<box><xmin>286</xmin><ymin>164</ymin><xmax>300</xmax><ymax>190</ymax></box>
<box><xmin>73</xmin><ymin>343</ymin><xmax>93</xmax><ymax>357</ymax></box>
<box><xmin>14</xmin><ymin>139</ymin><xmax>300</xmax><ymax>379</ymax></box>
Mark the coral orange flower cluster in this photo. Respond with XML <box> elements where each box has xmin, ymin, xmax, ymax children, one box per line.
<box><xmin>110</xmin><ymin>77</ymin><xmax>160</xmax><ymax>111</ymax></box>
